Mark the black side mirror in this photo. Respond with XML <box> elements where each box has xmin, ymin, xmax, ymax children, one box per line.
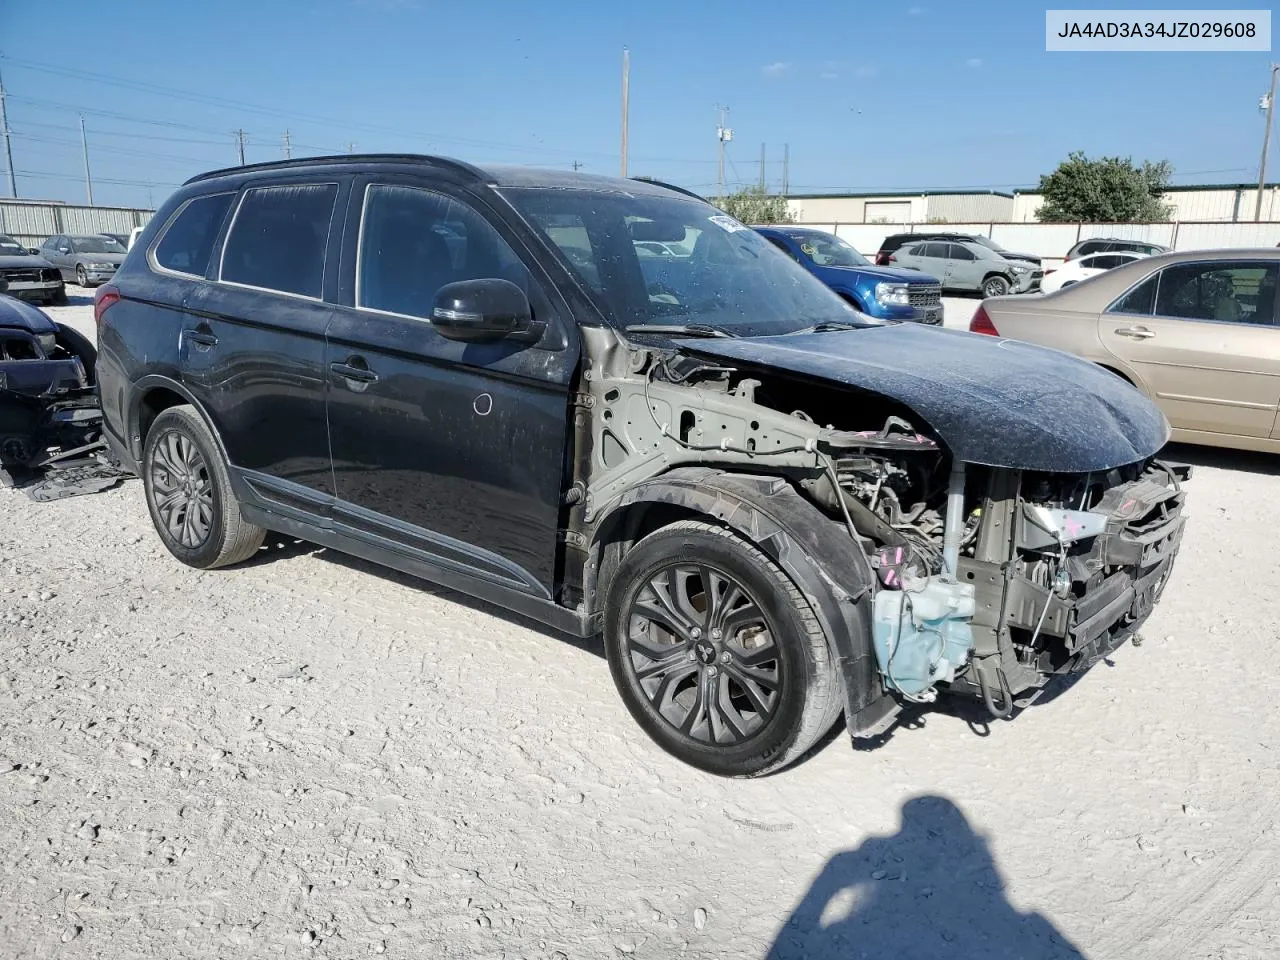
<box><xmin>27</xmin><ymin>247</ymin><xmax>39</xmax><ymax>255</ymax></box>
<box><xmin>430</xmin><ymin>278</ymin><xmax>543</xmax><ymax>344</ymax></box>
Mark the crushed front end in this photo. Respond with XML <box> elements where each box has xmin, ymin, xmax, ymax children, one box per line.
<box><xmin>0</xmin><ymin>340</ymin><xmax>127</xmax><ymax>499</ymax></box>
<box><xmin>944</xmin><ymin>460</ymin><xmax>1188</xmax><ymax>715</ymax></box>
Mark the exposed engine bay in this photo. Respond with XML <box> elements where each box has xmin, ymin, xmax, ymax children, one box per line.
<box><xmin>572</xmin><ymin>326</ymin><xmax>1187</xmax><ymax>729</ymax></box>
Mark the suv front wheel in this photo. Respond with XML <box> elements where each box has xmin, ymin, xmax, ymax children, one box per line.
<box><xmin>142</xmin><ymin>404</ymin><xmax>265</xmax><ymax>569</ymax></box>
<box><xmin>604</xmin><ymin>520</ymin><xmax>842</xmax><ymax>777</ymax></box>
<box><xmin>982</xmin><ymin>274</ymin><xmax>1011</xmax><ymax>297</ymax></box>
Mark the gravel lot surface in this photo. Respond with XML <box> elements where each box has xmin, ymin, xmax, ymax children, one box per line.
<box><xmin>2</xmin><ymin>293</ymin><xmax>1278</xmax><ymax>959</ymax></box>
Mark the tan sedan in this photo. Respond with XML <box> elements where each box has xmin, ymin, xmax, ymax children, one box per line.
<box><xmin>971</xmin><ymin>248</ymin><xmax>1280</xmax><ymax>454</ymax></box>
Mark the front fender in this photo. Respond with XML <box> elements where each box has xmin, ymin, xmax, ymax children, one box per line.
<box><xmin>587</xmin><ymin>467</ymin><xmax>896</xmax><ymax>736</ymax></box>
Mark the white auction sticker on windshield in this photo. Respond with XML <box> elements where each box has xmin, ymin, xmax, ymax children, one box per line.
<box><xmin>707</xmin><ymin>215</ymin><xmax>747</xmax><ymax>233</ymax></box>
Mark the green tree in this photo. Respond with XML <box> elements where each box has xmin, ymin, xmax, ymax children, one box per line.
<box><xmin>713</xmin><ymin>185</ymin><xmax>794</xmax><ymax>224</ymax></box>
<box><xmin>1036</xmin><ymin>152</ymin><xmax>1174</xmax><ymax>223</ymax></box>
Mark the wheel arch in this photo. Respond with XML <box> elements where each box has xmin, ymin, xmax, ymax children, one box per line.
<box><xmin>128</xmin><ymin>376</ymin><xmax>234</xmax><ymax>471</ymax></box>
<box><xmin>835</xmin><ymin>289</ymin><xmax>864</xmax><ymax>311</ymax></box>
<box><xmin>586</xmin><ymin>467</ymin><xmax>891</xmax><ymax>735</ymax></box>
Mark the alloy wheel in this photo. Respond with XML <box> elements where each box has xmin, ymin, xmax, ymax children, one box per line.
<box><xmin>625</xmin><ymin>563</ymin><xmax>783</xmax><ymax>745</ymax></box>
<box><xmin>148</xmin><ymin>430</ymin><xmax>214</xmax><ymax>548</ymax></box>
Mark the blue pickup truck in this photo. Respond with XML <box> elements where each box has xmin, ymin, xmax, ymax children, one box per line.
<box><xmin>754</xmin><ymin>226</ymin><xmax>944</xmax><ymax>325</ymax></box>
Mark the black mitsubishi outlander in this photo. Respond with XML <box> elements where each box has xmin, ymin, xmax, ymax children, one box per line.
<box><xmin>95</xmin><ymin>155</ymin><xmax>1186</xmax><ymax>776</ymax></box>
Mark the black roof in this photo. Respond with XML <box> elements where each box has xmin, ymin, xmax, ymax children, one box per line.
<box><xmin>184</xmin><ymin>154</ymin><xmax>692</xmax><ymax>199</ymax></box>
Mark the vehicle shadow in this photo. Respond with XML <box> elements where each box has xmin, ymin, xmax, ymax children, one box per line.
<box><xmin>241</xmin><ymin>532</ymin><xmax>604</xmax><ymax>658</ymax></box>
<box><xmin>765</xmin><ymin>795</ymin><xmax>1086</xmax><ymax>960</ymax></box>
<box><xmin>1161</xmin><ymin>441</ymin><xmax>1280</xmax><ymax>477</ymax></box>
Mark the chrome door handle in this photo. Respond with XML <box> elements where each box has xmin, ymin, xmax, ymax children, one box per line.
<box><xmin>1114</xmin><ymin>326</ymin><xmax>1155</xmax><ymax>340</ymax></box>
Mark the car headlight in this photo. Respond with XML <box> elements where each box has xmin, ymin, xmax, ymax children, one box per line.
<box><xmin>37</xmin><ymin>333</ymin><xmax>57</xmax><ymax>354</ymax></box>
<box><xmin>89</xmin><ymin>262</ymin><xmax>112</xmax><ymax>269</ymax></box>
<box><xmin>1009</xmin><ymin>264</ymin><xmax>1030</xmax><ymax>273</ymax></box>
<box><xmin>875</xmin><ymin>282</ymin><xmax>911</xmax><ymax>306</ymax></box>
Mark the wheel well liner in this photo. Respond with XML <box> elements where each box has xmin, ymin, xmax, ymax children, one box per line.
<box><xmin>586</xmin><ymin>467</ymin><xmax>890</xmax><ymax>734</ymax></box>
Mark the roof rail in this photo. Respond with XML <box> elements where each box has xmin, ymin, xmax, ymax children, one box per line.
<box><xmin>184</xmin><ymin>153</ymin><xmax>488</xmax><ymax>186</ymax></box>
<box><xmin>629</xmin><ymin>177</ymin><xmax>707</xmax><ymax>202</ymax></box>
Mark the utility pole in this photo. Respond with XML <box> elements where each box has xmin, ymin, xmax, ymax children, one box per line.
<box><xmin>347</xmin><ymin>142</ymin><xmax>355</xmax><ymax>154</ymax></box>
<box><xmin>283</xmin><ymin>129</ymin><xmax>292</xmax><ymax>159</ymax></box>
<box><xmin>0</xmin><ymin>63</ymin><xmax>16</xmax><ymax>198</ymax></box>
<box><xmin>79</xmin><ymin>115</ymin><xmax>94</xmax><ymax>205</ymax></box>
<box><xmin>1256</xmin><ymin>63</ymin><xmax>1279</xmax><ymax>221</ymax></box>
<box><xmin>620</xmin><ymin>48</ymin><xmax>630</xmax><ymax>177</ymax></box>
<box><xmin>235</xmin><ymin>129</ymin><xmax>246</xmax><ymax>165</ymax></box>
<box><xmin>759</xmin><ymin>143</ymin><xmax>766</xmax><ymax>190</ymax></box>
<box><xmin>572</xmin><ymin>160</ymin><xmax>583</xmax><ymax>171</ymax></box>
<box><xmin>782</xmin><ymin>143</ymin><xmax>790</xmax><ymax>197</ymax></box>
<box><xmin>715</xmin><ymin>105</ymin><xmax>732</xmax><ymax>199</ymax></box>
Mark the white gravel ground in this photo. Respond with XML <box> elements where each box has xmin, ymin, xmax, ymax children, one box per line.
<box><xmin>2</xmin><ymin>293</ymin><xmax>1279</xmax><ymax>959</ymax></box>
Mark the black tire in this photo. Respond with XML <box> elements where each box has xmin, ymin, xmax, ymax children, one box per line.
<box><xmin>51</xmin><ymin>285</ymin><xmax>68</xmax><ymax>306</ymax></box>
<box><xmin>604</xmin><ymin>520</ymin><xmax>841</xmax><ymax>777</ymax></box>
<box><xmin>982</xmin><ymin>274</ymin><xmax>1011</xmax><ymax>297</ymax></box>
<box><xmin>53</xmin><ymin>322</ymin><xmax>97</xmax><ymax>386</ymax></box>
<box><xmin>142</xmin><ymin>405</ymin><xmax>265</xmax><ymax>569</ymax></box>
<box><xmin>75</xmin><ymin>264</ymin><xmax>88</xmax><ymax>287</ymax></box>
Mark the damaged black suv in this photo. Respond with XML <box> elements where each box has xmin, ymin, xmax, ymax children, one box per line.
<box><xmin>95</xmin><ymin>156</ymin><xmax>1187</xmax><ymax>776</ymax></box>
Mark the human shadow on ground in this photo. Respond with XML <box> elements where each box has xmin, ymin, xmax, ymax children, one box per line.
<box><xmin>766</xmin><ymin>795</ymin><xmax>1086</xmax><ymax>960</ymax></box>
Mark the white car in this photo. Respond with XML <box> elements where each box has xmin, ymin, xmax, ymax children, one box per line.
<box><xmin>1040</xmin><ymin>250</ymin><xmax>1148</xmax><ymax>293</ymax></box>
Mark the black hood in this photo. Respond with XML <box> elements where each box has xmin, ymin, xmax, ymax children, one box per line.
<box><xmin>675</xmin><ymin>324</ymin><xmax>1169</xmax><ymax>473</ymax></box>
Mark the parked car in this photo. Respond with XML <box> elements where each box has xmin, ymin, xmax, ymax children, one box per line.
<box><xmin>1040</xmin><ymin>251</ymin><xmax>1148</xmax><ymax>294</ymax></box>
<box><xmin>95</xmin><ymin>155</ymin><xmax>1184</xmax><ymax>776</ymax></box>
<box><xmin>1063</xmin><ymin>237</ymin><xmax>1169</xmax><ymax>262</ymax></box>
<box><xmin>972</xmin><ymin>248</ymin><xmax>1280</xmax><ymax>454</ymax></box>
<box><xmin>39</xmin><ymin>234</ymin><xmax>128</xmax><ymax>287</ymax></box>
<box><xmin>875</xmin><ymin>232</ymin><xmax>1040</xmax><ymax>267</ymax></box>
<box><xmin>129</xmin><ymin>226</ymin><xmax>145</xmax><ymax>250</ymax></box>
<box><xmin>890</xmin><ymin>239</ymin><xmax>1043</xmax><ymax>296</ymax></box>
<box><xmin>754</xmin><ymin>226</ymin><xmax>943</xmax><ymax>324</ymax></box>
<box><xmin>0</xmin><ymin>234</ymin><xmax>66</xmax><ymax>305</ymax></box>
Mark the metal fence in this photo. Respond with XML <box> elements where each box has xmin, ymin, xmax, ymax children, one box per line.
<box><xmin>0</xmin><ymin>200</ymin><xmax>154</xmax><ymax>250</ymax></box>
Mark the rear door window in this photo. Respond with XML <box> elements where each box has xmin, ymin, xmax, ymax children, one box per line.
<box><xmin>220</xmin><ymin>183</ymin><xmax>338</xmax><ymax>298</ymax></box>
<box><xmin>1153</xmin><ymin>262</ymin><xmax>1278</xmax><ymax>325</ymax></box>
<box><xmin>153</xmin><ymin>193</ymin><xmax>235</xmax><ymax>277</ymax></box>
<box><xmin>1109</xmin><ymin>275</ymin><xmax>1158</xmax><ymax>315</ymax></box>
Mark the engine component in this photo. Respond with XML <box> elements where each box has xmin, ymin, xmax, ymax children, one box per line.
<box><xmin>872</xmin><ymin>576</ymin><xmax>976</xmax><ymax>697</ymax></box>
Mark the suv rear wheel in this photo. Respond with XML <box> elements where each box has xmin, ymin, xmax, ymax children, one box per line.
<box><xmin>142</xmin><ymin>404</ymin><xmax>265</xmax><ymax>569</ymax></box>
<box><xmin>604</xmin><ymin>520</ymin><xmax>841</xmax><ymax>777</ymax></box>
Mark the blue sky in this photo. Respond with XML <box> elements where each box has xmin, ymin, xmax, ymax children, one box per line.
<box><xmin>1</xmin><ymin>0</ymin><xmax>1275</xmax><ymax>208</ymax></box>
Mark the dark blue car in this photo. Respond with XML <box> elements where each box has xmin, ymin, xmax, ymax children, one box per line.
<box><xmin>755</xmin><ymin>226</ymin><xmax>944</xmax><ymax>325</ymax></box>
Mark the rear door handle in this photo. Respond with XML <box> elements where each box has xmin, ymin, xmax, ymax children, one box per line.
<box><xmin>1114</xmin><ymin>326</ymin><xmax>1155</xmax><ymax>340</ymax></box>
<box><xmin>185</xmin><ymin>329</ymin><xmax>218</xmax><ymax>349</ymax></box>
<box><xmin>330</xmin><ymin>359</ymin><xmax>379</xmax><ymax>385</ymax></box>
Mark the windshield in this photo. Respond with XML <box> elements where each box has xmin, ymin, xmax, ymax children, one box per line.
<box><xmin>0</xmin><ymin>235</ymin><xmax>27</xmax><ymax>255</ymax></box>
<box><xmin>502</xmin><ymin>188</ymin><xmax>860</xmax><ymax>337</ymax></box>
<box><xmin>789</xmin><ymin>231</ymin><xmax>871</xmax><ymax>268</ymax></box>
<box><xmin>971</xmin><ymin>236</ymin><xmax>1006</xmax><ymax>253</ymax></box>
<box><xmin>74</xmin><ymin>236</ymin><xmax>126</xmax><ymax>254</ymax></box>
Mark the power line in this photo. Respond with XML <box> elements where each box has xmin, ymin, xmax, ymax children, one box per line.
<box><xmin>2</xmin><ymin>58</ymin><xmax>729</xmax><ymax>166</ymax></box>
